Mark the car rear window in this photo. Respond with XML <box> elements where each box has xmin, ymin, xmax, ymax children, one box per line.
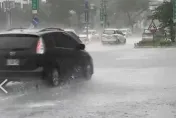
<box><xmin>0</xmin><ymin>34</ymin><xmax>38</xmax><ymax>49</ymax></box>
<box><xmin>144</xmin><ymin>30</ymin><xmax>151</xmax><ymax>33</ymax></box>
<box><xmin>103</xmin><ymin>30</ymin><xmax>115</xmax><ymax>34</ymax></box>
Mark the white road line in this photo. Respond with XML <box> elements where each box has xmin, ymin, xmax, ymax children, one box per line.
<box><xmin>0</xmin><ymin>79</ymin><xmax>8</xmax><ymax>94</ymax></box>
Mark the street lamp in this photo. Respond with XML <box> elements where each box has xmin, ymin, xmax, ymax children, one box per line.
<box><xmin>90</xmin><ymin>3</ymin><xmax>95</xmax><ymax>28</ymax></box>
<box><xmin>69</xmin><ymin>10</ymin><xmax>76</xmax><ymax>28</ymax></box>
<box><xmin>3</xmin><ymin>0</ymin><xmax>15</xmax><ymax>29</ymax></box>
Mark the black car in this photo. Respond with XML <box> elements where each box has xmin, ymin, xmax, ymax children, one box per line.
<box><xmin>65</xmin><ymin>31</ymin><xmax>81</xmax><ymax>43</ymax></box>
<box><xmin>0</xmin><ymin>28</ymin><xmax>94</xmax><ymax>86</ymax></box>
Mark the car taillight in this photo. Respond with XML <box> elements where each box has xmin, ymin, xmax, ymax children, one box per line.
<box><xmin>36</xmin><ymin>38</ymin><xmax>45</xmax><ymax>54</ymax></box>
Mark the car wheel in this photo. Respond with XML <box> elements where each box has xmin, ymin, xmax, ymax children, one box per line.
<box><xmin>101</xmin><ymin>41</ymin><xmax>105</xmax><ymax>45</ymax></box>
<box><xmin>48</xmin><ymin>68</ymin><xmax>61</xmax><ymax>87</ymax></box>
<box><xmin>116</xmin><ymin>39</ymin><xmax>120</xmax><ymax>44</ymax></box>
<box><xmin>83</xmin><ymin>63</ymin><xmax>92</xmax><ymax>80</ymax></box>
<box><xmin>124</xmin><ymin>39</ymin><xmax>126</xmax><ymax>44</ymax></box>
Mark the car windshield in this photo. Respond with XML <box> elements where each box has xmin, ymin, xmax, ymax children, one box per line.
<box><xmin>103</xmin><ymin>30</ymin><xmax>116</xmax><ymax>34</ymax></box>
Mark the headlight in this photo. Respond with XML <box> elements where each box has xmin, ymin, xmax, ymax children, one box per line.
<box><xmin>88</xmin><ymin>35</ymin><xmax>91</xmax><ymax>39</ymax></box>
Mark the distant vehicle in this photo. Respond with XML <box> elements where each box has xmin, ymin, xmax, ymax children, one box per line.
<box><xmin>65</xmin><ymin>31</ymin><xmax>82</xmax><ymax>43</ymax></box>
<box><xmin>83</xmin><ymin>30</ymin><xmax>100</xmax><ymax>40</ymax></box>
<box><xmin>79</xmin><ymin>31</ymin><xmax>94</xmax><ymax>42</ymax></box>
<box><xmin>0</xmin><ymin>28</ymin><xmax>94</xmax><ymax>86</ymax></box>
<box><xmin>101</xmin><ymin>28</ymin><xmax>126</xmax><ymax>44</ymax></box>
<box><xmin>119</xmin><ymin>28</ymin><xmax>132</xmax><ymax>37</ymax></box>
<box><xmin>64</xmin><ymin>29</ymin><xmax>77</xmax><ymax>34</ymax></box>
<box><xmin>142</xmin><ymin>29</ymin><xmax>153</xmax><ymax>41</ymax></box>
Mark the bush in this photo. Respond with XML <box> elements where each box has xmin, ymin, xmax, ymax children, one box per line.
<box><xmin>136</xmin><ymin>39</ymin><xmax>173</xmax><ymax>47</ymax></box>
<box><xmin>137</xmin><ymin>40</ymin><xmax>160</xmax><ymax>46</ymax></box>
<box><xmin>160</xmin><ymin>40</ymin><xmax>172</xmax><ymax>46</ymax></box>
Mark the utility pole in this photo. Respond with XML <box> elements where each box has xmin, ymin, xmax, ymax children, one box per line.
<box><xmin>84</xmin><ymin>0</ymin><xmax>89</xmax><ymax>43</ymax></box>
<box><xmin>100</xmin><ymin>0</ymin><xmax>108</xmax><ymax>29</ymax></box>
<box><xmin>3</xmin><ymin>0</ymin><xmax>14</xmax><ymax>29</ymax></box>
<box><xmin>32</xmin><ymin>0</ymin><xmax>39</xmax><ymax>28</ymax></box>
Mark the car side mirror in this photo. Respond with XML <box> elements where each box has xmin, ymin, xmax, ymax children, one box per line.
<box><xmin>76</xmin><ymin>44</ymin><xmax>85</xmax><ymax>50</ymax></box>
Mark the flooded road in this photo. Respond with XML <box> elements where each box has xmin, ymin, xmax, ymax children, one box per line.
<box><xmin>1</xmin><ymin>36</ymin><xmax>176</xmax><ymax>118</ymax></box>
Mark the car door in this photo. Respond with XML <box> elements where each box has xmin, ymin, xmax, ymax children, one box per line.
<box><xmin>53</xmin><ymin>32</ymin><xmax>81</xmax><ymax>78</ymax></box>
<box><xmin>41</xmin><ymin>32</ymin><xmax>72</xmax><ymax>77</ymax></box>
<box><xmin>116</xmin><ymin>30</ymin><xmax>126</xmax><ymax>42</ymax></box>
<box><xmin>63</xmin><ymin>33</ymin><xmax>85</xmax><ymax>77</ymax></box>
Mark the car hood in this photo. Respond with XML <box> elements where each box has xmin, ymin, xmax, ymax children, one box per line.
<box><xmin>79</xmin><ymin>34</ymin><xmax>87</xmax><ymax>37</ymax></box>
<box><xmin>79</xmin><ymin>34</ymin><xmax>92</xmax><ymax>38</ymax></box>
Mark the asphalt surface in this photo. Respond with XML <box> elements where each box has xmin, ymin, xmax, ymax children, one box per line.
<box><xmin>1</xmin><ymin>36</ymin><xmax>176</xmax><ymax>118</ymax></box>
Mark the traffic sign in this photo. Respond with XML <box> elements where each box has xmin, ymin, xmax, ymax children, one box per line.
<box><xmin>148</xmin><ymin>20</ymin><xmax>157</xmax><ymax>33</ymax></box>
<box><xmin>84</xmin><ymin>0</ymin><xmax>89</xmax><ymax>22</ymax></box>
<box><xmin>173</xmin><ymin>0</ymin><xmax>176</xmax><ymax>23</ymax></box>
<box><xmin>32</xmin><ymin>17</ymin><xmax>39</xmax><ymax>27</ymax></box>
<box><xmin>85</xmin><ymin>0</ymin><xmax>89</xmax><ymax>10</ymax></box>
<box><xmin>32</xmin><ymin>0</ymin><xmax>39</xmax><ymax>14</ymax></box>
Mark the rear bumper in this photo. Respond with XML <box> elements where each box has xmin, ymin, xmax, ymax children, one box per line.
<box><xmin>0</xmin><ymin>67</ymin><xmax>43</xmax><ymax>82</ymax></box>
<box><xmin>101</xmin><ymin>41</ymin><xmax>117</xmax><ymax>43</ymax></box>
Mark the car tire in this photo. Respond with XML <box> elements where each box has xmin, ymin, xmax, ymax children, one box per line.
<box><xmin>124</xmin><ymin>39</ymin><xmax>126</xmax><ymax>44</ymax></box>
<box><xmin>83</xmin><ymin>63</ymin><xmax>93</xmax><ymax>80</ymax></box>
<box><xmin>48</xmin><ymin>68</ymin><xmax>61</xmax><ymax>87</ymax></box>
<box><xmin>116</xmin><ymin>39</ymin><xmax>120</xmax><ymax>44</ymax></box>
<box><xmin>101</xmin><ymin>41</ymin><xmax>106</xmax><ymax>45</ymax></box>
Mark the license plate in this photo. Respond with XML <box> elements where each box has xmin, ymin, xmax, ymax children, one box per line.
<box><xmin>6</xmin><ymin>59</ymin><xmax>20</xmax><ymax>66</ymax></box>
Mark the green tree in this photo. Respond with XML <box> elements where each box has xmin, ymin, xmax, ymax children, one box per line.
<box><xmin>149</xmin><ymin>1</ymin><xmax>175</xmax><ymax>42</ymax></box>
<box><xmin>46</xmin><ymin>0</ymin><xmax>84</xmax><ymax>24</ymax></box>
<box><xmin>112</xmin><ymin>0</ymin><xmax>149</xmax><ymax>30</ymax></box>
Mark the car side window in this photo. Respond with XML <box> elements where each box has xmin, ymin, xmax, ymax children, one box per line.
<box><xmin>42</xmin><ymin>33</ymin><xmax>55</xmax><ymax>48</ymax></box>
<box><xmin>114</xmin><ymin>30</ymin><xmax>117</xmax><ymax>34</ymax></box>
<box><xmin>116</xmin><ymin>30</ymin><xmax>123</xmax><ymax>35</ymax></box>
<box><xmin>54</xmin><ymin>32</ymin><xmax>78</xmax><ymax>49</ymax></box>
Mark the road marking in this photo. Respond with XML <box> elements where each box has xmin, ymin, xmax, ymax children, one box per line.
<box><xmin>27</xmin><ymin>102</ymin><xmax>56</xmax><ymax>108</ymax></box>
<box><xmin>0</xmin><ymin>79</ymin><xmax>8</xmax><ymax>94</ymax></box>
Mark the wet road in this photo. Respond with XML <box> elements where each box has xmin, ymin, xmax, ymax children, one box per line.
<box><xmin>1</xmin><ymin>36</ymin><xmax>176</xmax><ymax>118</ymax></box>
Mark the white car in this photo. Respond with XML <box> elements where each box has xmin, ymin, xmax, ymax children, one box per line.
<box><xmin>83</xmin><ymin>30</ymin><xmax>100</xmax><ymax>40</ymax></box>
<box><xmin>119</xmin><ymin>28</ymin><xmax>132</xmax><ymax>37</ymax></box>
<box><xmin>101</xmin><ymin>28</ymin><xmax>126</xmax><ymax>44</ymax></box>
<box><xmin>64</xmin><ymin>29</ymin><xmax>77</xmax><ymax>34</ymax></box>
<box><xmin>79</xmin><ymin>32</ymin><xmax>93</xmax><ymax>42</ymax></box>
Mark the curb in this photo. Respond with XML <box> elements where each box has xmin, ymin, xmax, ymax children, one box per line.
<box><xmin>134</xmin><ymin>45</ymin><xmax>176</xmax><ymax>48</ymax></box>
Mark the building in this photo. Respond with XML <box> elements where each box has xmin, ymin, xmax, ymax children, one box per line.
<box><xmin>0</xmin><ymin>0</ymin><xmax>31</xmax><ymax>9</ymax></box>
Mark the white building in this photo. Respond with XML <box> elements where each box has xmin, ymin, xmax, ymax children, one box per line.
<box><xmin>0</xmin><ymin>0</ymin><xmax>31</xmax><ymax>9</ymax></box>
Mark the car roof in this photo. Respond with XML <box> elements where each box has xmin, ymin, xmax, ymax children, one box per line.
<box><xmin>64</xmin><ymin>29</ymin><xmax>75</xmax><ymax>31</ymax></box>
<box><xmin>0</xmin><ymin>28</ymin><xmax>65</xmax><ymax>36</ymax></box>
<box><xmin>119</xmin><ymin>28</ymin><xmax>128</xmax><ymax>30</ymax></box>
<box><xmin>0</xmin><ymin>28</ymin><xmax>82</xmax><ymax>43</ymax></box>
<box><xmin>88</xmin><ymin>30</ymin><xmax>96</xmax><ymax>31</ymax></box>
<box><xmin>104</xmin><ymin>28</ymin><xmax>118</xmax><ymax>31</ymax></box>
<box><xmin>83</xmin><ymin>29</ymin><xmax>96</xmax><ymax>32</ymax></box>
